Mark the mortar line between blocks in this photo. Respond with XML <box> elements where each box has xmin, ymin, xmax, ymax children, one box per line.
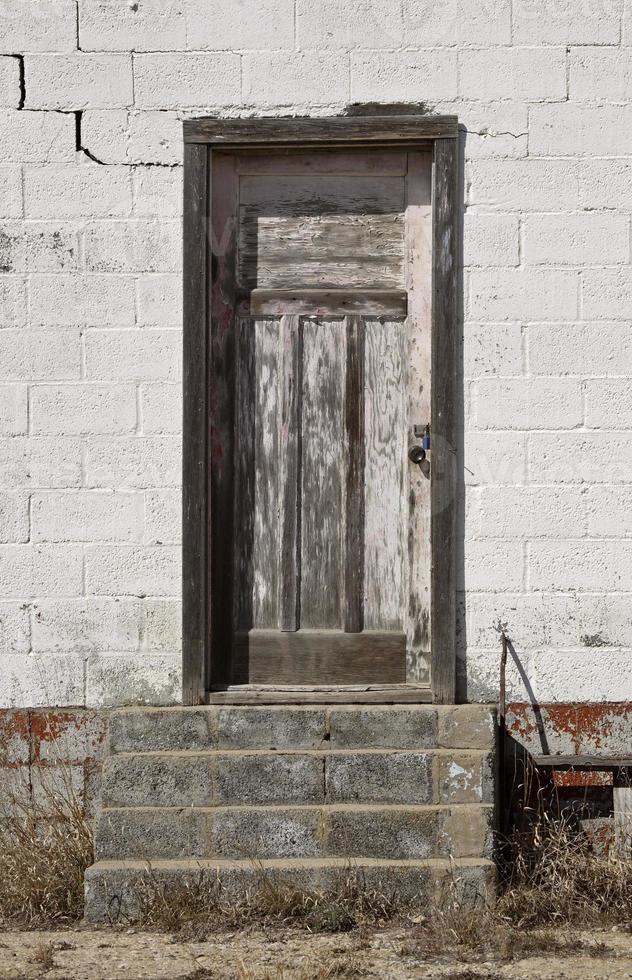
<box><xmin>98</xmin><ymin>803</ymin><xmax>495</xmax><ymax>813</ymax></box>
<box><xmin>107</xmin><ymin>748</ymin><xmax>492</xmax><ymax>758</ymax></box>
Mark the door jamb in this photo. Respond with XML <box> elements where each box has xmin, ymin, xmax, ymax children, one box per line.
<box><xmin>182</xmin><ymin>114</ymin><xmax>459</xmax><ymax>706</ymax></box>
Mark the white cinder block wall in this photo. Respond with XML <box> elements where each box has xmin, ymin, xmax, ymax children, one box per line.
<box><xmin>0</xmin><ymin>0</ymin><xmax>631</xmax><ymax>708</ymax></box>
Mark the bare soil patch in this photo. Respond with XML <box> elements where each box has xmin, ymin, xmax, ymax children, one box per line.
<box><xmin>0</xmin><ymin>925</ymin><xmax>631</xmax><ymax>980</ymax></box>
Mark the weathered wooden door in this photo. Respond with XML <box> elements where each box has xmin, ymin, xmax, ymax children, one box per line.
<box><xmin>209</xmin><ymin>147</ymin><xmax>433</xmax><ymax>689</ymax></box>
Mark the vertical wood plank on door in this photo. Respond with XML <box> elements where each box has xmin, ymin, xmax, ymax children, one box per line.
<box><xmin>233</xmin><ymin>317</ymin><xmax>255</xmax><ymax>634</ymax></box>
<box><xmin>405</xmin><ymin>150</ymin><xmax>433</xmax><ymax>684</ymax></box>
<box><xmin>431</xmin><ymin>137</ymin><xmax>458</xmax><ymax>704</ymax></box>
<box><xmin>182</xmin><ymin>142</ymin><xmax>209</xmax><ymax>705</ymax></box>
<box><xmin>253</xmin><ymin>318</ymin><xmax>280</xmax><ymax>628</ymax></box>
<box><xmin>277</xmin><ymin>314</ymin><xmax>303</xmax><ymax>631</ymax></box>
<box><xmin>301</xmin><ymin>317</ymin><xmax>345</xmax><ymax>629</ymax></box>
<box><xmin>210</xmin><ymin>152</ymin><xmax>239</xmax><ymax>685</ymax></box>
<box><xmin>364</xmin><ymin>317</ymin><xmax>406</xmax><ymax>632</ymax></box>
<box><xmin>344</xmin><ymin>315</ymin><xmax>365</xmax><ymax>633</ymax></box>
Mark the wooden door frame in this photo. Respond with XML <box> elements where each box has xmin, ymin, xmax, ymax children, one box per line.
<box><xmin>182</xmin><ymin>114</ymin><xmax>459</xmax><ymax>706</ymax></box>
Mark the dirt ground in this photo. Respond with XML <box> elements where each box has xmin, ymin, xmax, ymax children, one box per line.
<box><xmin>1</xmin><ymin>926</ymin><xmax>632</xmax><ymax>980</ymax></box>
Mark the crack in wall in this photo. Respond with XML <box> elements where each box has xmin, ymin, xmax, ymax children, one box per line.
<box><xmin>12</xmin><ymin>55</ymin><xmax>25</xmax><ymax>110</ymax></box>
<box><xmin>469</xmin><ymin>129</ymin><xmax>528</xmax><ymax>139</ymax></box>
<box><xmin>74</xmin><ymin>110</ymin><xmax>108</xmax><ymax>165</ymax></box>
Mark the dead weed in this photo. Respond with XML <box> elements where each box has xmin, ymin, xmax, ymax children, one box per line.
<box><xmin>402</xmin><ymin>903</ymin><xmax>607</xmax><ymax>965</ymax></box>
<box><xmin>135</xmin><ymin>865</ymin><xmax>401</xmax><ymax>937</ymax></box>
<box><xmin>499</xmin><ymin>809</ymin><xmax>632</xmax><ymax>928</ymax></box>
<box><xmin>235</xmin><ymin>957</ymin><xmax>367</xmax><ymax>980</ymax></box>
<box><xmin>32</xmin><ymin>940</ymin><xmax>55</xmax><ymax>972</ymax></box>
<box><xmin>399</xmin><ymin>811</ymin><xmax>620</xmax><ymax>966</ymax></box>
<box><xmin>172</xmin><ymin>953</ymin><xmax>366</xmax><ymax>980</ymax></box>
<box><xmin>0</xmin><ymin>764</ymin><xmax>93</xmax><ymax>928</ymax></box>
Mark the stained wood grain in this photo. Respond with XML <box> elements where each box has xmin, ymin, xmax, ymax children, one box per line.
<box><xmin>344</xmin><ymin>316</ymin><xmax>365</xmax><ymax>633</ymax></box>
<box><xmin>182</xmin><ymin>142</ymin><xmax>209</xmax><ymax>706</ymax></box>
<box><xmin>206</xmin><ymin>685</ymin><xmax>432</xmax><ymax>705</ymax></box>
<box><xmin>240</xmin><ymin>175</ymin><xmax>405</xmax><ymax>214</ymax></box>
<box><xmin>236</xmin><ymin>150</ymin><xmax>407</xmax><ymax>176</ymax></box>
<box><xmin>239</xmin><ymin>213</ymin><xmax>404</xmax><ymax>258</ymax></box>
<box><xmin>233</xmin><ymin>629</ymin><xmax>406</xmax><ymax>685</ymax></box>
<box><xmin>252</xmin><ymin>318</ymin><xmax>280</xmax><ymax>628</ymax></box>
<box><xmin>210</xmin><ymin>152</ymin><xmax>239</xmax><ymax>686</ymax></box>
<box><xmin>364</xmin><ymin>317</ymin><xmax>406</xmax><ymax>632</ymax></box>
<box><xmin>241</xmin><ymin>257</ymin><xmax>404</xmax><ymax>291</ymax></box>
<box><xmin>233</xmin><ymin>316</ymin><xmax>256</xmax><ymax>634</ymax></box>
<box><xmin>184</xmin><ymin>115</ymin><xmax>459</xmax><ymax>145</ymax></box>
<box><xmin>405</xmin><ymin>151</ymin><xmax>433</xmax><ymax>685</ymax></box>
<box><xmin>300</xmin><ymin>317</ymin><xmax>345</xmax><ymax>629</ymax></box>
<box><xmin>247</xmin><ymin>289</ymin><xmax>407</xmax><ymax>317</ymax></box>
<box><xmin>277</xmin><ymin>314</ymin><xmax>303</xmax><ymax>632</ymax></box>
<box><xmin>238</xmin><ymin>212</ymin><xmax>405</xmax><ymax>290</ymax></box>
<box><xmin>430</xmin><ymin>138</ymin><xmax>458</xmax><ymax>705</ymax></box>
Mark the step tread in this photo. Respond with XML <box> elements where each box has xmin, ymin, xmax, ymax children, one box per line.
<box><xmin>97</xmin><ymin>802</ymin><xmax>494</xmax><ymax>814</ymax></box>
<box><xmin>109</xmin><ymin>705</ymin><xmax>496</xmax><ymax>713</ymax></box>
<box><xmin>88</xmin><ymin>856</ymin><xmax>495</xmax><ymax>872</ymax></box>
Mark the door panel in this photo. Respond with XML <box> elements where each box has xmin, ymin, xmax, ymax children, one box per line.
<box><xmin>239</xmin><ymin>174</ymin><xmax>405</xmax><ymax>213</ymax></box>
<box><xmin>235</xmin><ymin>630</ymin><xmax>406</xmax><ymax>686</ymax></box>
<box><xmin>210</xmin><ymin>148</ymin><xmax>431</xmax><ymax>688</ymax></box>
<box><xmin>233</xmin><ymin>312</ymin><xmax>409</xmax><ymax>670</ymax></box>
<box><xmin>238</xmin><ymin>175</ymin><xmax>406</xmax><ymax>291</ymax></box>
<box><xmin>300</xmin><ymin>317</ymin><xmax>345</xmax><ymax>629</ymax></box>
<box><xmin>252</xmin><ymin>318</ymin><xmax>280</xmax><ymax>629</ymax></box>
<box><xmin>277</xmin><ymin>313</ymin><xmax>301</xmax><ymax>633</ymax></box>
<box><xmin>239</xmin><ymin>213</ymin><xmax>405</xmax><ymax>290</ymax></box>
<box><xmin>364</xmin><ymin>317</ymin><xmax>407</xmax><ymax>632</ymax></box>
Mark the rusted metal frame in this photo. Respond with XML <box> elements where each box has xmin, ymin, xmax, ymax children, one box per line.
<box><xmin>533</xmin><ymin>756</ymin><xmax>632</xmax><ymax>769</ymax></box>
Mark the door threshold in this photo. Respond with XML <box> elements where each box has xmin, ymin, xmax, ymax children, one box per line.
<box><xmin>205</xmin><ymin>684</ymin><xmax>433</xmax><ymax>705</ymax></box>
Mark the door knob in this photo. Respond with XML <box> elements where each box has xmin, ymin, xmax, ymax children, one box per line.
<box><xmin>408</xmin><ymin>445</ymin><xmax>426</xmax><ymax>465</ymax></box>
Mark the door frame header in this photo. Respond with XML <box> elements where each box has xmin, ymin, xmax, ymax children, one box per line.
<box><xmin>182</xmin><ymin>114</ymin><xmax>459</xmax><ymax>706</ymax></box>
<box><xmin>183</xmin><ymin>114</ymin><xmax>458</xmax><ymax>147</ymax></box>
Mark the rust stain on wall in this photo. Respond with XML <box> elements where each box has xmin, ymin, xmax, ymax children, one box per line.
<box><xmin>0</xmin><ymin>708</ymin><xmax>109</xmax><ymax>816</ymax></box>
<box><xmin>506</xmin><ymin>702</ymin><xmax>632</xmax><ymax>756</ymax></box>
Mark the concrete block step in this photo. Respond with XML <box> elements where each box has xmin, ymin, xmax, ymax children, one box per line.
<box><xmin>101</xmin><ymin>749</ymin><xmax>494</xmax><ymax>808</ymax></box>
<box><xmin>94</xmin><ymin>803</ymin><xmax>495</xmax><ymax>862</ymax></box>
<box><xmin>84</xmin><ymin>856</ymin><xmax>496</xmax><ymax>924</ymax></box>
<box><xmin>108</xmin><ymin>705</ymin><xmax>496</xmax><ymax>754</ymax></box>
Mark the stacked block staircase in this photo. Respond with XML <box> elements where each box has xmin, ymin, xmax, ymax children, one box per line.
<box><xmin>85</xmin><ymin>704</ymin><xmax>497</xmax><ymax>921</ymax></box>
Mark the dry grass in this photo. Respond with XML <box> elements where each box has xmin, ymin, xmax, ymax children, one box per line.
<box><xmin>133</xmin><ymin>808</ymin><xmax>632</xmax><ymax>959</ymax></box>
<box><xmin>399</xmin><ymin>810</ymin><xmax>626</xmax><ymax>966</ymax></box>
<box><xmin>498</xmin><ymin>810</ymin><xmax>632</xmax><ymax>928</ymax></box>
<box><xmin>0</xmin><ymin>766</ymin><xmax>93</xmax><ymax>928</ymax></box>
<box><xmin>135</xmin><ymin>865</ymin><xmax>401</xmax><ymax>938</ymax></box>
<box><xmin>174</xmin><ymin>959</ymin><xmax>367</xmax><ymax>980</ymax></box>
<box><xmin>32</xmin><ymin>940</ymin><xmax>55</xmax><ymax>972</ymax></box>
<box><xmin>234</xmin><ymin>956</ymin><xmax>368</xmax><ymax>979</ymax></box>
<box><xmin>0</xmin><ymin>751</ymin><xmax>628</xmax><ymax>964</ymax></box>
<box><xmin>402</xmin><ymin>904</ymin><xmax>607</xmax><ymax>965</ymax></box>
